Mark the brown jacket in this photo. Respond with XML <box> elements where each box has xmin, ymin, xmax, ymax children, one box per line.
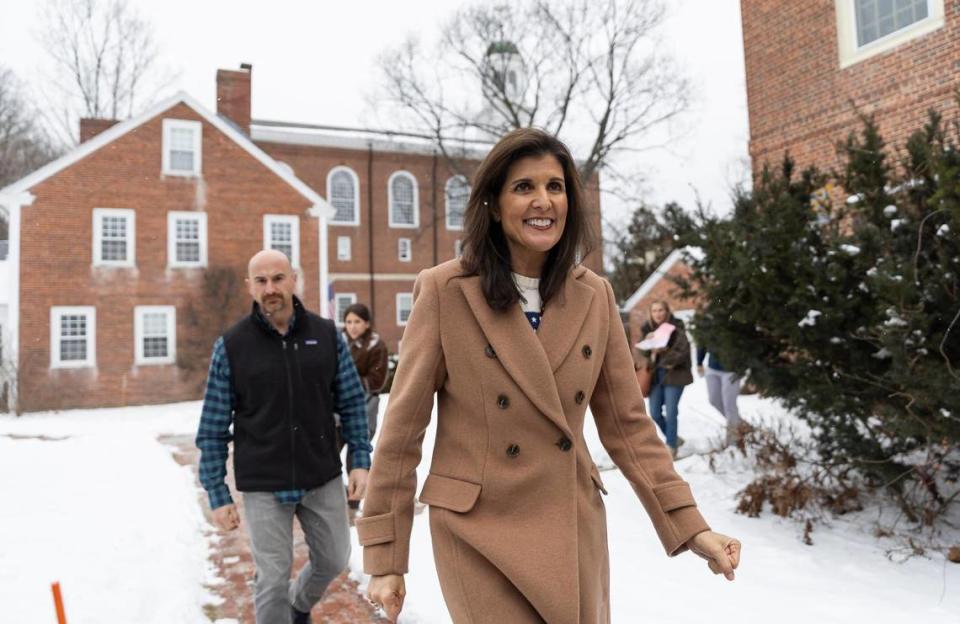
<box><xmin>356</xmin><ymin>260</ymin><xmax>709</xmax><ymax>623</ymax></box>
<box><xmin>638</xmin><ymin>317</ymin><xmax>694</xmax><ymax>387</ymax></box>
<box><xmin>345</xmin><ymin>329</ymin><xmax>388</xmax><ymax>394</ymax></box>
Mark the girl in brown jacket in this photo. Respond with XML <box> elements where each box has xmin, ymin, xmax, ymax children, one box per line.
<box><xmin>359</xmin><ymin>128</ymin><xmax>741</xmax><ymax>623</ymax></box>
<box><xmin>343</xmin><ymin>302</ymin><xmax>389</xmax><ymax>439</ymax></box>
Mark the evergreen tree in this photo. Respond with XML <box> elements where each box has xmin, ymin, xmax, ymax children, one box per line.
<box><xmin>669</xmin><ymin>112</ymin><xmax>960</xmax><ymax>523</ymax></box>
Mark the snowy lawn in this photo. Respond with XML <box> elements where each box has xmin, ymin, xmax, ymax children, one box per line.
<box><xmin>1</xmin><ymin>382</ymin><xmax>957</xmax><ymax>623</ymax></box>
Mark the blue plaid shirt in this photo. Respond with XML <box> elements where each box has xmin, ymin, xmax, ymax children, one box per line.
<box><xmin>196</xmin><ymin>311</ymin><xmax>372</xmax><ymax>510</ymax></box>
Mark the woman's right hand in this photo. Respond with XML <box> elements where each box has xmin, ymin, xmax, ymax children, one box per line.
<box><xmin>367</xmin><ymin>574</ymin><xmax>406</xmax><ymax>622</ymax></box>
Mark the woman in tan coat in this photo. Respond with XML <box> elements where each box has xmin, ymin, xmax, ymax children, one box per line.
<box><xmin>358</xmin><ymin>128</ymin><xmax>741</xmax><ymax>623</ymax></box>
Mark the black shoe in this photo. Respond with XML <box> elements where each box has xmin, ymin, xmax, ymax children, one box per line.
<box><xmin>292</xmin><ymin>607</ymin><xmax>312</xmax><ymax>624</ymax></box>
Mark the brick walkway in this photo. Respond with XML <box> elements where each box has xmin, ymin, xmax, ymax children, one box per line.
<box><xmin>163</xmin><ymin>435</ymin><xmax>389</xmax><ymax>624</ymax></box>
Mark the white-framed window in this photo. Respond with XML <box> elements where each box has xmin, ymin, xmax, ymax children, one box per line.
<box><xmin>835</xmin><ymin>0</ymin><xmax>944</xmax><ymax>67</ymax></box>
<box><xmin>334</xmin><ymin>293</ymin><xmax>357</xmax><ymax>326</ymax></box>
<box><xmin>337</xmin><ymin>236</ymin><xmax>352</xmax><ymax>262</ymax></box>
<box><xmin>167</xmin><ymin>211</ymin><xmax>207</xmax><ymax>268</ymax></box>
<box><xmin>396</xmin><ymin>292</ymin><xmax>413</xmax><ymax>326</ymax></box>
<box><xmin>92</xmin><ymin>208</ymin><xmax>135</xmax><ymax>267</ymax></box>
<box><xmin>162</xmin><ymin>119</ymin><xmax>202</xmax><ymax>177</ymax></box>
<box><xmin>328</xmin><ymin>166</ymin><xmax>360</xmax><ymax>225</ymax></box>
<box><xmin>398</xmin><ymin>238</ymin><xmax>412</xmax><ymax>262</ymax></box>
<box><xmin>388</xmin><ymin>171</ymin><xmax>419</xmax><ymax>228</ymax></box>
<box><xmin>263</xmin><ymin>214</ymin><xmax>300</xmax><ymax>267</ymax></box>
<box><xmin>134</xmin><ymin>306</ymin><xmax>176</xmax><ymax>365</ymax></box>
<box><xmin>50</xmin><ymin>306</ymin><xmax>96</xmax><ymax>369</ymax></box>
<box><xmin>445</xmin><ymin>175</ymin><xmax>470</xmax><ymax>230</ymax></box>
<box><xmin>454</xmin><ymin>239</ymin><xmax>463</xmax><ymax>258</ymax></box>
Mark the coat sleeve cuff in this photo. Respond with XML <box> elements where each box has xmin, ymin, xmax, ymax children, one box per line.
<box><xmin>356</xmin><ymin>512</ymin><xmax>395</xmax><ymax>545</ymax></box>
<box><xmin>664</xmin><ymin>506</ymin><xmax>711</xmax><ymax>557</ymax></box>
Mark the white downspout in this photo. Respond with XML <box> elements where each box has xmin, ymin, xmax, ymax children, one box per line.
<box><xmin>314</xmin><ymin>202</ymin><xmax>331</xmax><ymax>319</ymax></box>
<box><xmin>0</xmin><ymin>191</ymin><xmax>35</xmax><ymax>414</ymax></box>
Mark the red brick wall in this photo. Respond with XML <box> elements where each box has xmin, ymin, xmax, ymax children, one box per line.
<box><xmin>18</xmin><ymin>102</ymin><xmax>314</xmax><ymax>411</ymax></box>
<box><xmin>741</xmin><ymin>0</ymin><xmax>960</xmax><ymax>174</ymax></box>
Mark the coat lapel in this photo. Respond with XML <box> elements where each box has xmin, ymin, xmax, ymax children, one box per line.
<box><xmin>459</xmin><ymin>275</ymin><xmax>573</xmax><ymax>438</ymax></box>
<box><xmin>537</xmin><ymin>266</ymin><xmax>594</xmax><ymax>372</ymax></box>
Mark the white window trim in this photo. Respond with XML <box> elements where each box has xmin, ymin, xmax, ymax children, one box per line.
<box><xmin>134</xmin><ymin>305</ymin><xmax>177</xmax><ymax>366</ymax></box>
<box><xmin>92</xmin><ymin>208</ymin><xmax>136</xmax><ymax>268</ymax></box>
<box><xmin>50</xmin><ymin>306</ymin><xmax>96</xmax><ymax>369</ymax></box>
<box><xmin>388</xmin><ymin>170</ymin><xmax>419</xmax><ymax>229</ymax></box>
<box><xmin>161</xmin><ymin>119</ymin><xmax>203</xmax><ymax>177</ymax></box>
<box><xmin>454</xmin><ymin>239</ymin><xmax>463</xmax><ymax>258</ymax></box>
<box><xmin>398</xmin><ymin>238</ymin><xmax>412</xmax><ymax>263</ymax></box>
<box><xmin>337</xmin><ymin>236</ymin><xmax>352</xmax><ymax>262</ymax></box>
<box><xmin>327</xmin><ymin>166</ymin><xmax>361</xmax><ymax>226</ymax></box>
<box><xmin>445</xmin><ymin>175</ymin><xmax>469</xmax><ymax>231</ymax></box>
<box><xmin>334</xmin><ymin>293</ymin><xmax>357</xmax><ymax>327</ymax></box>
<box><xmin>167</xmin><ymin>211</ymin><xmax>208</xmax><ymax>268</ymax></box>
<box><xmin>836</xmin><ymin>0</ymin><xmax>945</xmax><ymax>68</ymax></box>
<box><xmin>396</xmin><ymin>292</ymin><xmax>413</xmax><ymax>327</ymax></box>
<box><xmin>263</xmin><ymin>214</ymin><xmax>301</xmax><ymax>268</ymax></box>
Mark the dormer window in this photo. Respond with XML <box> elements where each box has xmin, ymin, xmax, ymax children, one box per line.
<box><xmin>162</xmin><ymin>119</ymin><xmax>202</xmax><ymax>177</ymax></box>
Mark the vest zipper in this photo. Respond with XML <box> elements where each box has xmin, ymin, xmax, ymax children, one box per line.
<box><xmin>283</xmin><ymin>339</ymin><xmax>297</xmax><ymax>489</ymax></box>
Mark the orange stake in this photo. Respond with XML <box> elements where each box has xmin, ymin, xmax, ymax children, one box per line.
<box><xmin>51</xmin><ymin>582</ymin><xmax>67</xmax><ymax>624</ymax></box>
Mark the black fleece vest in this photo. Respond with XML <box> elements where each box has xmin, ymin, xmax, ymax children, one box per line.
<box><xmin>222</xmin><ymin>298</ymin><xmax>341</xmax><ymax>492</ymax></box>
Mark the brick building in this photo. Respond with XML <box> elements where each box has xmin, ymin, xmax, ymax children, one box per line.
<box><xmin>0</xmin><ymin>65</ymin><xmax>603</xmax><ymax>412</ymax></box>
<box><xmin>742</xmin><ymin>0</ymin><xmax>960</xmax><ymax>173</ymax></box>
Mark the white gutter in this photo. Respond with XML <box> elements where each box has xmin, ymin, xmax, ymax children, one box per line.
<box><xmin>309</xmin><ymin>202</ymin><xmax>333</xmax><ymax>319</ymax></box>
<box><xmin>0</xmin><ymin>191</ymin><xmax>35</xmax><ymax>413</ymax></box>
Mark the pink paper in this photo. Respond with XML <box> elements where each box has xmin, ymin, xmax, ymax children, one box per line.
<box><xmin>636</xmin><ymin>322</ymin><xmax>676</xmax><ymax>350</ymax></box>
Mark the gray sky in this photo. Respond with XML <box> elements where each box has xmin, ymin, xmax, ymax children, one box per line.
<box><xmin>0</xmin><ymin>0</ymin><xmax>749</xmax><ymax>223</ymax></box>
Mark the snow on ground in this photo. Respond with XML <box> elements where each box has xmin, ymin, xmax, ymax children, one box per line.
<box><xmin>0</xmin><ymin>403</ymin><xmax>218</xmax><ymax>624</ymax></box>
<box><xmin>1</xmin><ymin>385</ymin><xmax>957</xmax><ymax>624</ymax></box>
<box><xmin>350</xmin><ymin>379</ymin><xmax>960</xmax><ymax>624</ymax></box>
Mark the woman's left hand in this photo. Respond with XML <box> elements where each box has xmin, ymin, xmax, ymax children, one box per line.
<box><xmin>687</xmin><ymin>530</ymin><xmax>741</xmax><ymax>581</ymax></box>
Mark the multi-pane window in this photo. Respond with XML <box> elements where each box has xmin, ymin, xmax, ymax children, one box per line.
<box><xmin>389</xmin><ymin>172</ymin><xmax>418</xmax><ymax>228</ymax></box>
<box><xmin>328</xmin><ymin>167</ymin><xmax>359</xmax><ymax>225</ymax></box>
<box><xmin>167</xmin><ymin>212</ymin><xmax>207</xmax><ymax>267</ymax></box>
<box><xmin>445</xmin><ymin>175</ymin><xmax>470</xmax><ymax>230</ymax></box>
<box><xmin>855</xmin><ymin>0</ymin><xmax>928</xmax><ymax>46</ymax></box>
<box><xmin>135</xmin><ymin>306</ymin><xmax>176</xmax><ymax>365</ymax></box>
<box><xmin>337</xmin><ymin>236</ymin><xmax>352</xmax><ymax>261</ymax></box>
<box><xmin>93</xmin><ymin>208</ymin><xmax>135</xmax><ymax>267</ymax></box>
<box><xmin>334</xmin><ymin>293</ymin><xmax>357</xmax><ymax>327</ymax></box>
<box><xmin>398</xmin><ymin>238</ymin><xmax>412</xmax><ymax>262</ymax></box>
<box><xmin>263</xmin><ymin>215</ymin><xmax>300</xmax><ymax>267</ymax></box>
<box><xmin>50</xmin><ymin>307</ymin><xmax>96</xmax><ymax>368</ymax></box>
<box><xmin>162</xmin><ymin>119</ymin><xmax>202</xmax><ymax>176</ymax></box>
<box><xmin>396</xmin><ymin>293</ymin><xmax>413</xmax><ymax>326</ymax></box>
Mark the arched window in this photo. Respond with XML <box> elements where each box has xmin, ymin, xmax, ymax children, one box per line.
<box><xmin>445</xmin><ymin>175</ymin><xmax>470</xmax><ymax>230</ymax></box>
<box><xmin>388</xmin><ymin>171</ymin><xmax>418</xmax><ymax>228</ymax></box>
<box><xmin>327</xmin><ymin>166</ymin><xmax>359</xmax><ymax>225</ymax></box>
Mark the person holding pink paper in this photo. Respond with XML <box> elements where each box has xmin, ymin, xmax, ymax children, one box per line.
<box><xmin>637</xmin><ymin>300</ymin><xmax>693</xmax><ymax>458</ymax></box>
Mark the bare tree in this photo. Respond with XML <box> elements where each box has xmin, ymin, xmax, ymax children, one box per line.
<box><xmin>373</xmin><ymin>0</ymin><xmax>689</xmax><ymax>184</ymax></box>
<box><xmin>36</xmin><ymin>0</ymin><xmax>173</xmax><ymax>145</ymax></box>
<box><xmin>0</xmin><ymin>66</ymin><xmax>60</xmax><ymax>190</ymax></box>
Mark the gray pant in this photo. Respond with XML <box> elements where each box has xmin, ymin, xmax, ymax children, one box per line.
<box><xmin>705</xmin><ymin>368</ymin><xmax>741</xmax><ymax>442</ymax></box>
<box><xmin>243</xmin><ymin>476</ymin><xmax>351</xmax><ymax>623</ymax></box>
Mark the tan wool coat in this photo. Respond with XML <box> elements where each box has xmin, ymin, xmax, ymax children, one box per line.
<box><xmin>356</xmin><ymin>259</ymin><xmax>710</xmax><ymax>624</ymax></box>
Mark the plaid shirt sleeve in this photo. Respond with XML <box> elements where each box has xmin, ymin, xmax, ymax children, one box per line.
<box><xmin>195</xmin><ymin>337</ymin><xmax>235</xmax><ymax>510</ymax></box>
<box><xmin>334</xmin><ymin>332</ymin><xmax>372</xmax><ymax>470</ymax></box>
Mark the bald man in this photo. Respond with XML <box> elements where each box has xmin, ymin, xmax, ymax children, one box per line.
<box><xmin>196</xmin><ymin>250</ymin><xmax>371</xmax><ymax>624</ymax></box>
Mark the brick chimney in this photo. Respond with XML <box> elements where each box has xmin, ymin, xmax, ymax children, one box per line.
<box><xmin>216</xmin><ymin>63</ymin><xmax>252</xmax><ymax>134</ymax></box>
<box><xmin>79</xmin><ymin>118</ymin><xmax>120</xmax><ymax>143</ymax></box>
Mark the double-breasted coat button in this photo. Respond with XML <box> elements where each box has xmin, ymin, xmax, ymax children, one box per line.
<box><xmin>582</xmin><ymin>345</ymin><xmax>592</xmax><ymax>359</ymax></box>
<box><xmin>485</xmin><ymin>344</ymin><xmax>497</xmax><ymax>358</ymax></box>
<box><xmin>575</xmin><ymin>390</ymin><xmax>585</xmax><ymax>405</ymax></box>
<box><xmin>497</xmin><ymin>394</ymin><xmax>509</xmax><ymax>409</ymax></box>
<box><xmin>556</xmin><ymin>436</ymin><xmax>572</xmax><ymax>452</ymax></box>
<box><xmin>506</xmin><ymin>444</ymin><xmax>520</xmax><ymax>457</ymax></box>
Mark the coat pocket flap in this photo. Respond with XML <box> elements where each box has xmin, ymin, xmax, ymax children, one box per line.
<box><xmin>653</xmin><ymin>481</ymin><xmax>696</xmax><ymax>512</ymax></box>
<box><xmin>355</xmin><ymin>512</ymin><xmax>395</xmax><ymax>546</ymax></box>
<box><xmin>590</xmin><ymin>464</ymin><xmax>609</xmax><ymax>495</ymax></box>
<box><xmin>418</xmin><ymin>474</ymin><xmax>482</xmax><ymax>513</ymax></box>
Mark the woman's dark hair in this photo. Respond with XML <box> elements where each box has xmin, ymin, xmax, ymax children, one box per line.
<box><xmin>343</xmin><ymin>302</ymin><xmax>372</xmax><ymax>325</ymax></box>
<box><xmin>460</xmin><ymin>127</ymin><xmax>594</xmax><ymax>311</ymax></box>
